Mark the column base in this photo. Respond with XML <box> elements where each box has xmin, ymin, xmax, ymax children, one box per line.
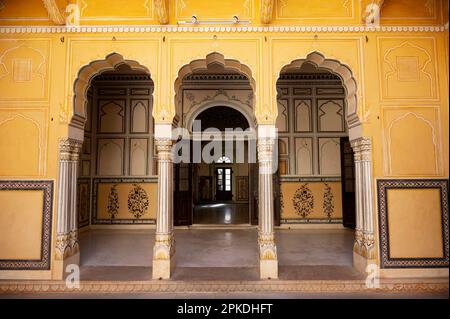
<box><xmin>152</xmin><ymin>255</ymin><xmax>176</xmax><ymax>280</ymax></box>
<box><xmin>353</xmin><ymin>251</ymin><xmax>376</xmax><ymax>275</ymax></box>
<box><xmin>259</xmin><ymin>259</ymin><xmax>278</xmax><ymax>279</ymax></box>
<box><xmin>52</xmin><ymin>251</ymin><xmax>80</xmax><ymax>280</ymax></box>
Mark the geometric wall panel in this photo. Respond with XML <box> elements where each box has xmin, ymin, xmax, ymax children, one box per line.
<box><xmin>0</xmin><ymin>180</ymin><xmax>53</xmax><ymax>270</ymax></box>
<box><xmin>377</xmin><ymin>179</ymin><xmax>449</xmax><ymax>268</ymax></box>
<box><xmin>0</xmin><ymin>40</ymin><xmax>50</xmax><ymax>101</ymax></box>
<box><xmin>378</xmin><ymin>38</ymin><xmax>438</xmax><ymax>100</ymax></box>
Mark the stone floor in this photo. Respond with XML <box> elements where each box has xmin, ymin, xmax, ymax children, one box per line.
<box><xmin>79</xmin><ymin>228</ymin><xmax>360</xmax><ymax>281</ymax></box>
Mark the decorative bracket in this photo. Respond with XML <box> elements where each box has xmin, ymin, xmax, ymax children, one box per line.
<box><xmin>154</xmin><ymin>0</ymin><xmax>169</xmax><ymax>24</ymax></box>
<box><xmin>42</xmin><ymin>0</ymin><xmax>65</xmax><ymax>25</ymax></box>
<box><xmin>362</xmin><ymin>0</ymin><xmax>384</xmax><ymax>26</ymax></box>
<box><xmin>260</xmin><ymin>0</ymin><xmax>274</xmax><ymax>24</ymax></box>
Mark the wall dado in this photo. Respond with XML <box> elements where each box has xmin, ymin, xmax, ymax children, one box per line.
<box><xmin>0</xmin><ymin>25</ymin><xmax>448</xmax><ymax>279</ymax></box>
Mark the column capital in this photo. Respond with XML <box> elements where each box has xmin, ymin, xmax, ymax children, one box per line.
<box><xmin>59</xmin><ymin>138</ymin><xmax>82</xmax><ymax>162</ymax></box>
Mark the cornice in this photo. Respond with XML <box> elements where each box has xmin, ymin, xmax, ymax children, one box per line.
<box><xmin>0</xmin><ymin>24</ymin><xmax>447</xmax><ymax>34</ymax></box>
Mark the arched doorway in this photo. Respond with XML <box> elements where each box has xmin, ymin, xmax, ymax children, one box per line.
<box><xmin>55</xmin><ymin>54</ymin><xmax>156</xmax><ymax>277</ymax></box>
<box><xmin>274</xmin><ymin>52</ymin><xmax>375</xmax><ymax>275</ymax></box>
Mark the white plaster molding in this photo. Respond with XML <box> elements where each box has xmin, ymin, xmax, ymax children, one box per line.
<box><xmin>0</xmin><ymin>24</ymin><xmax>446</xmax><ymax>34</ymax></box>
<box><xmin>42</xmin><ymin>0</ymin><xmax>65</xmax><ymax>25</ymax></box>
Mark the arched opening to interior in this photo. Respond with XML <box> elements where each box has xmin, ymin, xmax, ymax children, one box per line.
<box><xmin>172</xmin><ymin>52</ymin><xmax>260</xmax><ymax>227</ymax></box>
<box><xmin>274</xmin><ymin>52</ymin><xmax>361</xmax><ymax>277</ymax></box>
<box><xmin>66</xmin><ymin>56</ymin><xmax>158</xmax><ymax>277</ymax></box>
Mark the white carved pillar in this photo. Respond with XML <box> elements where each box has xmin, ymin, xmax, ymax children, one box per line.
<box><xmin>152</xmin><ymin>134</ymin><xmax>175</xmax><ymax>279</ymax></box>
<box><xmin>55</xmin><ymin>138</ymin><xmax>82</xmax><ymax>278</ymax></box>
<box><xmin>257</xmin><ymin>125</ymin><xmax>278</xmax><ymax>279</ymax></box>
<box><xmin>351</xmin><ymin>137</ymin><xmax>376</xmax><ymax>272</ymax></box>
<box><xmin>351</xmin><ymin>139</ymin><xmax>363</xmax><ymax>255</ymax></box>
<box><xmin>360</xmin><ymin>138</ymin><xmax>375</xmax><ymax>259</ymax></box>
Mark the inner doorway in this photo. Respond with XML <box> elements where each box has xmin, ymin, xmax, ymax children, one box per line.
<box><xmin>174</xmin><ymin>105</ymin><xmax>255</xmax><ymax>225</ymax></box>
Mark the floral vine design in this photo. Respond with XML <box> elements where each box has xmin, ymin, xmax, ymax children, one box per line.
<box><xmin>279</xmin><ymin>191</ymin><xmax>284</xmax><ymax>214</ymax></box>
<box><xmin>107</xmin><ymin>184</ymin><xmax>119</xmax><ymax>219</ymax></box>
<box><xmin>323</xmin><ymin>183</ymin><xmax>335</xmax><ymax>219</ymax></box>
<box><xmin>128</xmin><ymin>184</ymin><xmax>149</xmax><ymax>219</ymax></box>
<box><xmin>293</xmin><ymin>183</ymin><xmax>314</xmax><ymax>218</ymax></box>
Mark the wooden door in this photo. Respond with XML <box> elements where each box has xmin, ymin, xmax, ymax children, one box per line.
<box><xmin>173</xmin><ymin>160</ymin><xmax>193</xmax><ymax>226</ymax></box>
<box><xmin>340</xmin><ymin>137</ymin><xmax>356</xmax><ymax>229</ymax></box>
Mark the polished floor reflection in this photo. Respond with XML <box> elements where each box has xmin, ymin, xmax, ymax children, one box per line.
<box><xmin>193</xmin><ymin>203</ymin><xmax>249</xmax><ymax>224</ymax></box>
<box><xmin>79</xmin><ymin>228</ymin><xmax>357</xmax><ymax>280</ymax></box>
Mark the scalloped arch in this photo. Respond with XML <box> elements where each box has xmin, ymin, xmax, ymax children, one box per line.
<box><xmin>174</xmin><ymin>52</ymin><xmax>256</xmax><ymax>123</ymax></box>
<box><xmin>279</xmin><ymin>51</ymin><xmax>361</xmax><ymax>131</ymax></box>
<box><xmin>70</xmin><ymin>53</ymin><xmax>151</xmax><ymax>129</ymax></box>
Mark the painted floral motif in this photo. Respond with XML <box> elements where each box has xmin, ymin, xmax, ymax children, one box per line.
<box><xmin>128</xmin><ymin>184</ymin><xmax>149</xmax><ymax>219</ymax></box>
<box><xmin>323</xmin><ymin>183</ymin><xmax>334</xmax><ymax>218</ymax></box>
<box><xmin>293</xmin><ymin>183</ymin><xmax>314</xmax><ymax>218</ymax></box>
<box><xmin>280</xmin><ymin>191</ymin><xmax>284</xmax><ymax>214</ymax></box>
<box><xmin>107</xmin><ymin>184</ymin><xmax>119</xmax><ymax>219</ymax></box>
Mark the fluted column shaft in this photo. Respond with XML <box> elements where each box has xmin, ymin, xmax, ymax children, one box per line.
<box><xmin>152</xmin><ymin>138</ymin><xmax>175</xmax><ymax>279</ymax></box>
<box><xmin>257</xmin><ymin>136</ymin><xmax>278</xmax><ymax>279</ymax></box>
<box><xmin>351</xmin><ymin>137</ymin><xmax>375</xmax><ymax>261</ymax></box>
<box><xmin>56</xmin><ymin>138</ymin><xmax>82</xmax><ymax>260</ymax></box>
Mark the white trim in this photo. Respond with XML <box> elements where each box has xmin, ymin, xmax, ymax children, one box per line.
<box><xmin>0</xmin><ymin>24</ymin><xmax>447</xmax><ymax>34</ymax></box>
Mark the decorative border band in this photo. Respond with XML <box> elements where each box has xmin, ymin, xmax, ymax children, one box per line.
<box><xmin>0</xmin><ymin>180</ymin><xmax>53</xmax><ymax>270</ymax></box>
<box><xmin>0</xmin><ymin>24</ymin><xmax>447</xmax><ymax>34</ymax></box>
<box><xmin>92</xmin><ymin>178</ymin><xmax>156</xmax><ymax>225</ymax></box>
<box><xmin>281</xmin><ymin>218</ymin><xmax>343</xmax><ymax>224</ymax></box>
<box><xmin>0</xmin><ymin>279</ymin><xmax>447</xmax><ymax>294</ymax></box>
<box><xmin>377</xmin><ymin>179</ymin><xmax>449</xmax><ymax>269</ymax></box>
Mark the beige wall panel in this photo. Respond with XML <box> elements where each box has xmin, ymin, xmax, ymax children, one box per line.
<box><xmin>318</xmin><ymin>99</ymin><xmax>344</xmax><ymax>132</ymax></box>
<box><xmin>98</xmin><ymin>100</ymin><xmax>125</xmax><ymax>133</ymax></box>
<box><xmin>383</xmin><ymin>107</ymin><xmax>441</xmax><ymax>176</ymax></box>
<box><xmin>295</xmin><ymin>138</ymin><xmax>313</xmax><ymax>175</ymax></box>
<box><xmin>280</xmin><ymin>181</ymin><xmax>342</xmax><ymax>220</ymax></box>
<box><xmin>319</xmin><ymin>138</ymin><xmax>341</xmax><ymax>176</ymax></box>
<box><xmin>131</xmin><ymin>100</ymin><xmax>147</xmax><ymax>133</ymax></box>
<box><xmin>378</xmin><ymin>37</ymin><xmax>438</xmax><ymax>101</ymax></box>
<box><xmin>0</xmin><ymin>39</ymin><xmax>50</xmax><ymax>102</ymax></box>
<box><xmin>97</xmin><ymin>139</ymin><xmax>124</xmax><ymax>176</ymax></box>
<box><xmin>96</xmin><ymin>182</ymin><xmax>157</xmax><ymax>220</ymax></box>
<box><xmin>0</xmin><ymin>190</ymin><xmax>43</xmax><ymax>260</ymax></box>
<box><xmin>387</xmin><ymin>188</ymin><xmax>444</xmax><ymax>258</ymax></box>
<box><xmin>295</xmin><ymin>100</ymin><xmax>311</xmax><ymax>132</ymax></box>
<box><xmin>130</xmin><ymin>139</ymin><xmax>148</xmax><ymax>176</ymax></box>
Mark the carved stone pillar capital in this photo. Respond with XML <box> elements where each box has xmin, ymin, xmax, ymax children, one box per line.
<box><xmin>59</xmin><ymin>138</ymin><xmax>82</xmax><ymax>162</ymax></box>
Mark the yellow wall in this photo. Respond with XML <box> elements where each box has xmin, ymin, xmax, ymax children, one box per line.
<box><xmin>0</xmin><ymin>0</ymin><xmax>448</xmax><ymax>278</ymax></box>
